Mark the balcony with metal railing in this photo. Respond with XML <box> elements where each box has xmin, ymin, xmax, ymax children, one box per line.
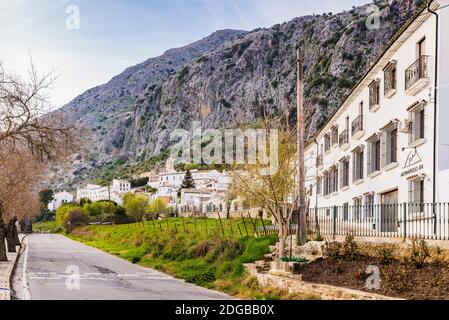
<box><xmin>339</xmin><ymin>129</ymin><xmax>349</xmax><ymax>150</ymax></box>
<box><xmin>405</xmin><ymin>55</ymin><xmax>430</xmax><ymax>95</ymax></box>
<box><xmin>351</xmin><ymin>115</ymin><xmax>364</xmax><ymax>139</ymax></box>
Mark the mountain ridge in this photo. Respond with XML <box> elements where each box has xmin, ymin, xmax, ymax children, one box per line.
<box><xmin>52</xmin><ymin>0</ymin><xmax>420</xmax><ymax>189</ymax></box>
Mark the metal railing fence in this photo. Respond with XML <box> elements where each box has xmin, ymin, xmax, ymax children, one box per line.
<box><xmin>306</xmin><ymin>203</ymin><xmax>449</xmax><ymax>240</ymax></box>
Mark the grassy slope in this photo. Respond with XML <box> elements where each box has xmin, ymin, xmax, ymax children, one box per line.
<box><xmin>35</xmin><ymin>219</ymin><xmax>318</xmax><ymax>299</ymax></box>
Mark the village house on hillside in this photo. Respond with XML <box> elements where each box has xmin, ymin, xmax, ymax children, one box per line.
<box><xmin>47</xmin><ymin>191</ymin><xmax>75</xmax><ymax>211</ymax></box>
<box><xmin>76</xmin><ymin>179</ymin><xmax>131</xmax><ymax>205</ymax></box>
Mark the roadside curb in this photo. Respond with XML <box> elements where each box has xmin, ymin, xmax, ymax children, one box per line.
<box><xmin>0</xmin><ymin>234</ymin><xmax>27</xmax><ymax>300</ymax></box>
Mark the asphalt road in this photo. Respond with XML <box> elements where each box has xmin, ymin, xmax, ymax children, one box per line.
<box><xmin>11</xmin><ymin>234</ymin><xmax>232</xmax><ymax>300</ymax></box>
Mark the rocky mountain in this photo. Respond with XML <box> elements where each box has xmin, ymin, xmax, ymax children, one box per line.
<box><xmin>54</xmin><ymin>0</ymin><xmax>421</xmax><ymax>188</ymax></box>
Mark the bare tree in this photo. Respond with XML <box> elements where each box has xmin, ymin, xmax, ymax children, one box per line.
<box><xmin>229</xmin><ymin>115</ymin><xmax>297</xmax><ymax>258</ymax></box>
<box><xmin>0</xmin><ymin>61</ymin><xmax>81</xmax><ymax>261</ymax></box>
<box><xmin>0</xmin><ymin>148</ymin><xmax>44</xmax><ymax>255</ymax></box>
<box><xmin>0</xmin><ymin>61</ymin><xmax>79</xmax><ymax>160</ymax></box>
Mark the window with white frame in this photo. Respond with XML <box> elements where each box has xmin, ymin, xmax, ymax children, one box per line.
<box><xmin>409</xmin><ymin>102</ymin><xmax>425</xmax><ymax>144</ymax></box>
<box><xmin>339</xmin><ymin>157</ymin><xmax>350</xmax><ymax>188</ymax></box>
<box><xmin>409</xmin><ymin>177</ymin><xmax>425</xmax><ymax>214</ymax></box>
<box><xmin>364</xmin><ymin>193</ymin><xmax>375</xmax><ymax>218</ymax></box>
<box><xmin>331</xmin><ymin>125</ymin><xmax>339</xmax><ymax>146</ymax></box>
<box><xmin>343</xmin><ymin>203</ymin><xmax>349</xmax><ymax>221</ymax></box>
<box><xmin>323</xmin><ymin>171</ymin><xmax>330</xmax><ymax>196</ymax></box>
<box><xmin>367</xmin><ymin>134</ymin><xmax>381</xmax><ymax>174</ymax></box>
<box><xmin>383</xmin><ymin>61</ymin><xmax>397</xmax><ymax>97</ymax></box>
<box><xmin>369</xmin><ymin>79</ymin><xmax>380</xmax><ymax>109</ymax></box>
<box><xmin>353</xmin><ymin>197</ymin><xmax>362</xmax><ymax>220</ymax></box>
<box><xmin>352</xmin><ymin>146</ymin><xmax>364</xmax><ymax>182</ymax></box>
<box><xmin>381</xmin><ymin>122</ymin><xmax>398</xmax><ymax>167</ymax></box>
<box><xmin>329</xmin><ymin>165</ymin><xmax>338</xmax><ymax>194</ymax></box>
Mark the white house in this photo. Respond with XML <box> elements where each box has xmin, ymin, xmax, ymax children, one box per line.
<box><xmin>76</xmin><ymin>179</ymin><xmax>131</xmax><ymax>205</ymax></box>
<box><xmin>304</xmin><ymin>1</ymin><xmax>449</xmax><ymax>239</ymax></box>
<box><xmin>111</xmin><ymin>179</ymin><xmax>131</xmax><ymax>193</ymax></box>
<box><xmin>48</xmin><ymin>191</ymin><xmax>74</xmax><ymax>211</ymax></box>
<box><xmin>180</xmin><ymin>189</ymin><xmax>229</xmax><ymax>213</ymax></box>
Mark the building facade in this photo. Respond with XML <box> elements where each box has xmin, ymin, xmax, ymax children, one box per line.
<box><xmin>305</xmin><ymin>2</ymin><xmax>449</xmax><ymax>237</ymax></box>
<box><xmin>76</xmin><ymin>179</ymin><xmax>131</xmax><ymax>205</ymax></box>
<box><xmin>48</xmin><ymin>191</ymin><xmax>74</xmax><ymax>211</ymax></box>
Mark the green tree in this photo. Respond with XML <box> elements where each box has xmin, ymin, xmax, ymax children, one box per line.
<box><xmin>83</xmin><ymin>202</ymin><xmax>103</xmax><ymax>217</ymax></box>
<box><xmin>99</xmin><ymin>201</ymin><xmax>116</xmax><ymax>216</ymax></box>
<box><xmin>63</xmin><ymin>207</ymin><xmax>88</xmax><ymax>231</ymax></box>
<box><xmin>38</xmin><ymin>189</ymin><xmax>54</xmax><ymax>220</ymax></box>
<box><xmin>55</xmin><ymin>204</ymin><xmax>79</xmax><ymax>226</ymax></box>
<box><xmin>125</xmin><ymin>195</ymin><xmax>149</xmax><ymax>220</ymax></box>
<box><xmin>122</xmin><ymin>192</ymin><xmax>136</xmax><ymax>207</ymax></box>
<box><xmin>146</xmin><ymin>198</ymin><xmax>167</xmax><ymax>219</ymax></box>
<box><xmin>39</xmin><ymin>189</ymin><xmax>54</xmax><ymax>208</ymax></box>
<box><xmin>178</xmin><ymin>169</ymin><xmax>196</xmax><ymax>198</ymax></box>
<box><xmin>130</xmin><ymin>177</ymin><xmax>149</xmax><ymax>188</ymax></box>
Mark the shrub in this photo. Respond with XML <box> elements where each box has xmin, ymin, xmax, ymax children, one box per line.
<box><xmin>84</xmin><ymin>202</ymin><xmax>103</xmax><ymax>217</ymax></box>
<box><xmin>56</xmin><ymin>204</ymin><xmax>78</xmax><ymax>226</ymax></box>
<box><xmin>280</xmin><ymin>257</ymin><xmax>309</xmax><ymax>263</ymax></box>
<box><xmin>431</xmin><ymin>246</ymin><xmax>446</xmax><ymax>267</ymax></box>
<box><xmin>324</xmin><ymin>240</ymin><xmax>341</xmax><ymax>259</ymax></box>
<box><xmin>343</xmin><ymin>233</ymin><xmax>359</xmax><ymax>260</ymax></box>
<box><xmin>315</xmin><ymin>233</ymin><xmax>324</xmax><ymax>242</ymax></box>
<box><xmin>383</xmin><ymin>265</ymin><xmax>413</xmax><ymax>293</ymax></box>
<box><xmin>63</xmin><ymin>208</ymin><xmax>89</xmax><ymax>230</ymax></box>
<box><xmin>376</xmin><ymin>244</ymin><xmax>397</xmax><ymax>265</ymax></box>
<box><xmin>338</xmin><ymin>77</ymin><xmax>354</xmax><ymax>88</ymax></box>
<box><xmin>408</xmin><ymin>238</ymin><xmax>430</xmax><ymax>268</ymax></box>
<box><xmin>318</xmin><ymin>98</ymin><xmax>328</xmax><ymax>108</ymax></box>
<box><xmin>177</xmin><ymin>66</ymin><xmax>189</xmax><ymax>83</ymax></box>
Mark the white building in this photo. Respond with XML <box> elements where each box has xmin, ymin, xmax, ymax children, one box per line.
<box><xmin>152</xmin><ymin>158</ymin><xmax>232</xmax><ymax>207</ymax></box>
<box><xmin>304</xmin><ymin>1</ymin><xmax>449</xmax><ymax>238</ymax></box>
<box><xmin>76</xmin><ymin>179</ymin><xmax>131</xmax><ymax>205</ymax></box>
<box><xmin>111</xmin><ymin>179</ymin><xmax>131</xmax><ymax>193</ymax></box>
<box><xmin>48</xmin><ymin>191</ymin><xmax>74</xmax><ymax>211</ymax></box>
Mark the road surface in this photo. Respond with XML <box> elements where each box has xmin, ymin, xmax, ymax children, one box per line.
<box><xmin>11</xmin><ymin>234</ymin><xmax>231</xmax><ymax>300</ymax></box>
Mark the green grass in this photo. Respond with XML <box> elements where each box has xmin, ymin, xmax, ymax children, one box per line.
<box><xmin>63</xmin><ymin>217</ymin><xmax>315</xmax><ymax>299</ymax></box>
<box><xmin>33</xmin><ymin>220</ymin><xmax>63</xmax><ymax>234</ymax></box>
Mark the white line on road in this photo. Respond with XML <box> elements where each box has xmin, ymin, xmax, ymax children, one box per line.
<box><xmin>21</xmin><ymin>240</ymin><xmax>31</xmax><ymax>300</ymax></box>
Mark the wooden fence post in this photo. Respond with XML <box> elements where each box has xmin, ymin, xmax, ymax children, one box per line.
<box><xmin>240</xmin><ymin>213</ymin><xmax>249</xmax><ymax>236</ymax></box>
<box><xmin>247</xmin><ymin>213</ymin><xmax>259</xmax><ymax>237</ymax></box>
<box><xmin>217</xmin><ymin>211</ymin><xmax>225</xmax><ymax>236</ymax></box>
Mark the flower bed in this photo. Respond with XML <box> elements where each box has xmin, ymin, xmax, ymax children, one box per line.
<box><xmin>298</xmin><ymin>236</ymin><xmax>449</xmax><ymax>300</ymax></box>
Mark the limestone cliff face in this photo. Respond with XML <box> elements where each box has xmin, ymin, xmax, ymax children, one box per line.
<box><xmin>56</xmin><ymin>0</ymin><xmax>420</xmax><ymax>187</ymax></box>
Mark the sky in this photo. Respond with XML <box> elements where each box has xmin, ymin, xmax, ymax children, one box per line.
<box><xmin>0</xmin><ymin>0</ymin><xmax>368</xmax><ymax>108</ymax></box>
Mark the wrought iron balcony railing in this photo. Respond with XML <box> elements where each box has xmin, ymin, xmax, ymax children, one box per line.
<box><xmin>339</xmin><ymin>129</ymin><xmax>349</xmax><ymax>147</ymax></box>
<box><xmin>352</xmin><ymin>115</ymin><xmax>364</xmax><ymax>136</ymax></box>
<box><xmin>405</xmin><ymin>55</ymin><xmax>430</xmax><ymax>91</ymax></box>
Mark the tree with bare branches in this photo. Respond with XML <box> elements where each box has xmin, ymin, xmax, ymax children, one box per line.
<box><xmin>229</xmin><ymin>115</ymin><xmax>297</xmax><ymax>258</ymax></box>
<box><xmin>0</xmin><ymin>61</ymin><xmax>80</xmax><ymax>261</ymax></box>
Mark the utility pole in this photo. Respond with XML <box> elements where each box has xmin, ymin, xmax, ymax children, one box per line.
<box><xmin>296</xmin><ymin>48</ymin><xmax>307</xmax><ymax>245</ymax></box>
